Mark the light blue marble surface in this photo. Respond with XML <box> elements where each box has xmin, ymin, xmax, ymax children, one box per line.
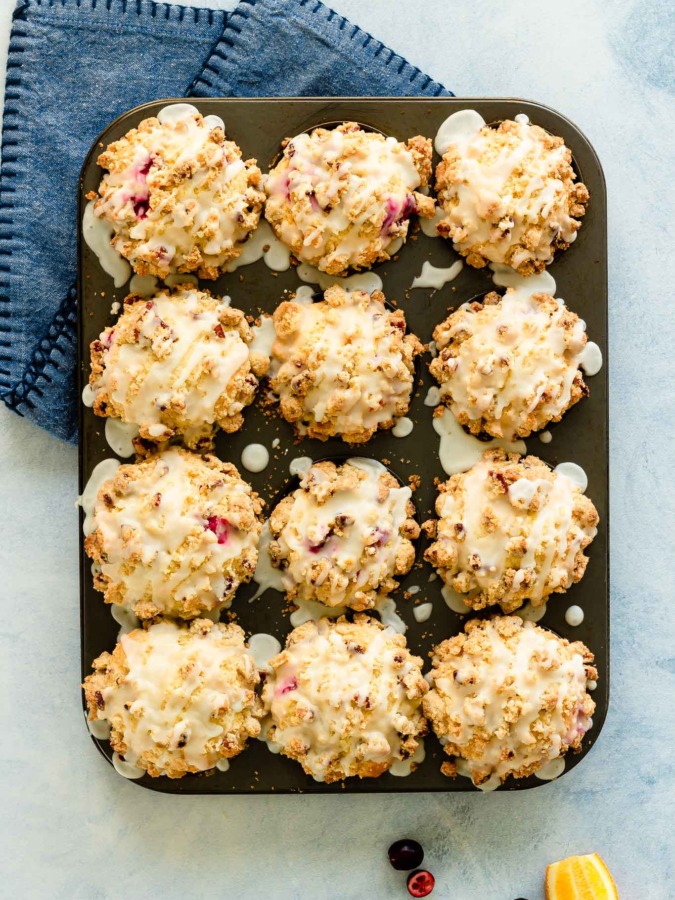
<box><xmin>1</xmin><ymin>1</ymin><xmax>674</xmax><ymax>898</ymax></box>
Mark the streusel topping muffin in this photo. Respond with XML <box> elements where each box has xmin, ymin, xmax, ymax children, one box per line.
<box><xmin>84</xmin><ymin>619</ymin><xmax>263</xmax><ymax>779</ymax></box>
<box><xmin>429</xmin><ymin>289</ymin><xmax>590</xmax><ymax>440</ymax></box>
<box><xmin>264</xmin><ymin>122</ymin><xmax>435</xmax><ymax>275</ymax></box>
<box><xmin>268</xmin><ymin>458</ymin><xmax>419</xmax><ymax>610</ymax></box>
<box><xmin>88</xmin><ymin>286</ymin><xmax>269</xmax><ymax>450</ymax></box>
<box><xmin>270</xmin><ymin>285</ymin><xmax>423</xmax><ymax>442</ymax></box>
<box><xmin>263</xmin><ymin>615</ymin><xmax>428</xmax><ymax>783</ymax></box>
<box><xmin>84</xmin><ymin>449</ymin><xmax>263</xmax><ymax>619</ymax></box>
<box><xmin>424</xmin><ymin>450</ymin><xmax>598</xmax><ymax>613</ymax></box>
<box><xmin>424</xmin><ymin>616</ymin><xmax>596</xmax><ymax>786</ymax></box>
<box><xmin>88</xmin><ymin>111</ymin><xmax>265</xmax><ymax>278</ymax></box>
<box><xmin>435</xmin><ymin>117</ymin><xmax>589</xmax><ymax>275</ymax></box>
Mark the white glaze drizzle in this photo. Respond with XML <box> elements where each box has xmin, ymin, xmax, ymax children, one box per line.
<box><xmin>296</xmin><ymin>262</ymin><xmax>383</xmax><ymax>294</ymax></box>
<box><xmin>270</xmin><ymin>286</ymin><xmax>418</xmax><ymax>440</ymax></box>
<box><xmin>128</xmin><ymin>273</ymin><xmax>159</xmax><ymax>296</ymax></box>
<box><xmin>241</xmin><ymin>443</ymin><xmax>269</xmax><ymax>473</ymax></box>
<box><xmin>425</xmin><ymin>385</ymin><xmax>442</xmax><ymax>407</ymax></box>
<box><xmin>579</xmin><ymin>341</ymin><xmax>603</xmax><ymax>376</ymax></box>
<box><xmin>247</xmin><ymin>632</ymin><xmax>282</xmax><ymax>673</ymax></box>
<box><xmin>491</xmin><ymin>264</ymin><xmax>557</xmax><ymax>298</ymax></box>
<box><xmin>249</xmin><ymin>315</ymin><xmax>276</xmax><ymax>358</ymax></box>
<box><xmin>539</xmin><ymin>430</ymin><xmax>553</xmax><ymax>444</ymax></box>
<box><xmin>82</xmin><ymin>383</ymin><xmax>97</xmax><ymax>408</ymax></box>
<box><xmin>565</xmin><ymin>605</ymin><xmax>584</xmax><ymax>627</ymax></box>
<box><xmin>289</xmin><ymin>456</ymin><xmax>313</xmax><ymax>477</ymax></box>
<box><xmin>78</xmin><ymin>458</ymin><xmax>121</xmax><ymax>536</ymax></box>
<box><xmin>392</xmin><ymin>416</ymin><xmax>414</xmax><ymax>438</ymax></box>
<box><xmin>224</xmin><ymin>219</ymin><xmax>292</xmax><ymax>273</ymax></box>
<box><xmin>104</xmin><ymin>417</ymin><xmax>139</xmax><ymax>458</ymax></box>
<box><xmin>265</xmin><ymin>126</ymin><xmax>429</xmax><ymax>273</ymax></box>
<box><xmin>289</xmin><ymin>597</ymin><xmax>347</xmax><ymax>628</ymax></box>
<box><xmin>263</xmin><ymin>617</ymin><xmax>425</xmax><ymax>781</ymax></box>
<box><xmin>410</xmin><ymin>259</ymin><xmax>463</xmax><ymax>290</ymax></box>
<box><xmin>441</xmin><ymin>583</ymin><xmax>472</xmax><ymax>614</ymax></box>
<box><xmin>249</xmin><ymin>521</ymin><xmax>285</xmax><ymax>600</ymax></box>
<box><xmin>376</xmin><ymin>597</ymin><xmax>407</xmax><ymax>633</ymax></box>
<box><xmin>389</xmin><ymin>739</ymin><xmax>425</xmax><ymax>777</ymax></box>
<box><xmin>419</xmin><ymin>204</ymin><xmax>446</xmax><ymax>238</ymax></box>
<box><xmin>434</xmin><ymin>109</ymin><xmax>487</xmax><ymax>156</ymax></box>
<box><xmin>157</xmin><ymin>103</ymin><xmax>225</xmax><ymax>135</ymax></box>
<box><xmin>271</xmin><ymin>457</ymin><xmax>414</xmax><ymax>610</ymax></box>
<box><xmin>112</xmin><ymin>752</ymin><xmax>145</xmax><ymax>780</ymax></box>
<box><xmin>82</xmin><ymin>200</ymin><xmax>131</xmax><ymax>287</ymax></box>
<box><xmin>87</xmin><ymin>714</ymin><xmax>112</xmax><ymax>740</ymax></box>
<box><xmin>110</xmin><ymin>603</ymin><xmax>141</xmax><ymax>638</ymax></box>
<box><xmin>432</xmin><ymin>407</ymin><xmax>526</xmax><ymax>476</ymax></box>
<box><xmin>515</xmin><ymin>601</ymin><xmax>548</xmax><ymax>623</ymax></box>
<box><xmin>534</xmin><ymin>756</ymin><xmax>566</xmax><ymax>781</ymax></box>
<box><xmin>554</xmin><ymin>462</ymin><xmax>588</xmax><ymax>493</ymax></box>
<box><xmin>413</xmin><ymin>602</ymin><xmax>433</xmax><ymax>623</ymax></box>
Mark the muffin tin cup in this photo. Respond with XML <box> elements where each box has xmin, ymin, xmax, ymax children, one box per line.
<box><xmin>78</xmin><ymin>98</ymin><xmax>608</xmax><ymax>794</ymax></box>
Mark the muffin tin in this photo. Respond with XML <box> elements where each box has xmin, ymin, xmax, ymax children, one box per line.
<box><xmin>78</xmin><ymin>98</ymin><xmax>608</xmax><ymax>794</ymax></box>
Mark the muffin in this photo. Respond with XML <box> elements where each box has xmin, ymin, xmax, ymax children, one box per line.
<box><xmin>83</xmin><ymin>618</ymin><xmax>263</xmax><ymax>778</ymax></box>
<box><xmin>424</xmin><ymin>450</ymin><xmax>598</xmax><ymax>613</ymax></box>
<box><xmin>87</xmin><ymin>110</ymin><xmax>265</xmax><ymax>278</ymax></box>
<box><xmin>263</xmin><ymin>615</ymin><xmax>428</xmax><ymax>782</ymax></box>
<box><xmin>270</xmin><ymin>285</ymin><xmax>423</xmax><ymax>442</ymax></box>
<box><xmin>268</xmin><ymin>458</ymin><xmax>419</xmax><ymax>610</ymax></box>
<box><xmin>87</xmin><ymin>286</ymin><xmax>269</xmax><ymax>450</ymax></box>
<box><xmin>264</xmin><ymin>121</ymin><xmax>435</xmax><ymax>275</ymax></box>
<box><xmin>429</xmin><ymin>289</ymin><xmax>590</xmax><ymax>440</ymax></box>
<box><xmin>84</xmin><ymin>448</ymin><xmax>263</xmax><ymax>619</ymax></box>
<box><xmin>435</xmin><ymin>117</ymin><xmax>589</xmax><ymax>275</ymax></box>
<box><xmin>424</xmin><ymin>616</ymin><xmax>596</xmax><ymax>786</ymax></box>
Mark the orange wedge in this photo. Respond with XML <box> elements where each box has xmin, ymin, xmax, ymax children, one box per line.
<box><xmin>545</xmin><ymin>853</ymin><xmax>619</xmax><ymax>900</ymax></box>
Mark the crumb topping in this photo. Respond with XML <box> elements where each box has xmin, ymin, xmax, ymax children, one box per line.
<box><xmin>263</xmin><ymin>615</ymin><xmax>428</xmax><ymax>783</ymax></box>
<box><xmin>436</xmin><ymin>118</ymin><xmax>589</xmax><ymax>275</ymax></box>
<box><xmin>84</xmin><ymin>619</ymin><xmax>263</xmax><ymax>778</ymax></box>
<box><xmin>84</xmin><ymin>448</ymin><xmax>263</xmax><ymax>619</ymax></box>
<box><xmin>270</xmin><ymin>285</ymin><xmax>422</xmax><ymax>442</ymax></box>
<box><xmin>424</xmin><ymin>450</ymin><xmax>598</xmax><ymax>612</ymax></box>
<box><xmin>268</xmin><ymin>459</ymin><xmax>419</xmax><ymax>610</ymax></box>
<box><xmin>430</xmin><ymin>289</ymin><xmax>589</xmax><ymax>440</ymax></box>
<box><xmin>424</xmin><ymin>616</ymin><xmax>596</xmax><ymax>784</ymax></box>
<box><xmin>92</xmin><ymin>112</ymin><xmax>264</xmax><ymax>278</ymax></box>
<box><xmin>265</xmin><ymin>122</ymin><xmax>435</xmax><ymax>274</ymax></box>
<box><xmin>88</xmin><ymin>286</ymin><xmax>269</xmax><ymax>450</ymax></box>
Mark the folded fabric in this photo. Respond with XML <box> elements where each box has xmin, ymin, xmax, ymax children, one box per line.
<box><xmin>0</xmin><ymin>0</ymin><xmax>450</xmax><ymax>442</ymax></box>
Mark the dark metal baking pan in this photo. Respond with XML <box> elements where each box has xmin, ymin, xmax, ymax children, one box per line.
<box><xmin>78</xmin><ymin>98</ymin><xmax>608</xmax><ymax>794</ymax></box>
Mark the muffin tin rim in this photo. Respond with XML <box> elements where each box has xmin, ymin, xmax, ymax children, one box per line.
<box><xmin>77</xmin><ymin>96</ymin><xmax>609</xmax><ymax>795</ymax></box>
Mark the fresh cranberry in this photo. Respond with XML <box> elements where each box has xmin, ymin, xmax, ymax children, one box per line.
<box><xmin>373</xmin><ymin>528</ymin><xmax>390</xmax><ymax>547</ymax></box>
<box><xmin>133</xmin><ymin>197</ymin><xmax>150</xmax><ymax>219</ymax></box>
<box><xmin>407</xmin><ymin>870</ymin><xmax>435</xmax><ymax>897</ymax></box>
<box><xmin>382</xmin><ymin>197</ymin><xmax>401</xmax><ymax>234</ymax></box>
<box><xmin>276</xmin><ymin>677</ymin><xmax>297</xmax><ymax>696</ymax></box>
<box><xmin>401</xmin><ymin>194</ymin><xmax>418</xmax><ymax>219</ymax></box>
<box><xmin>138</xmin><ymin>156</ymin><xmax>154</xmax><ymax>177</ymax></box>
<box><xmin>206</xmin><ymin>516</ymin><xmax>230</xmax><ymax>545</ymax></box>
<box><xmin>388</xmin><ymin>839</ymin><xmax>424</xmax><ymax>871</ymax></box>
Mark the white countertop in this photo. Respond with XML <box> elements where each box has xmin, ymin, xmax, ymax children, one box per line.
<box><xmin>1</xmin><ymin>1</ymin><xmax>674</xmax><ymax>898</ymax></box>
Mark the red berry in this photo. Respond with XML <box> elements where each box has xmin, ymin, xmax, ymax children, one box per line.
<box><xmin>407</xmin><ymin>869</ymin><xmax>435</xmax><ymax>898</ymax></box>
<box><xmin>206</xmin><ymin>516</ymin><xmax>230</xmax><ymax>545</ymax></box>
<box><xmin>388</xmin><ymin>839</ymin><xmax>424</xmax><ymax>871</ymax></box>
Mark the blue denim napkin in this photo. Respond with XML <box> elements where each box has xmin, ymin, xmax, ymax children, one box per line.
<box><xmin>0</xmin><ymin>0</ymin><xmax>450</xmax><ymax>442</ymax></box>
